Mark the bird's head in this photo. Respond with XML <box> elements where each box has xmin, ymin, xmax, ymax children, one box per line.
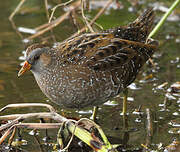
<box><xmin>18</xmin><ymin>44</ymin><xmax>51</xmax><ymax>77</ymax></box>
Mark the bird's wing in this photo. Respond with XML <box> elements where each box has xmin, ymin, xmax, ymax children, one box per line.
<box><xmin>83</xmin><ymin>38</ymin><xmax>157</xmax><ymax>71</ymax></box>
<box><xmin>55</xmin><ymin>33</ymin><xmax>156</xmax><ymax>71</ymax></box>
<box><xmin>55</xmin><ymin>32</ymin><xmax>114</xmax><ymax>63</ymax></box>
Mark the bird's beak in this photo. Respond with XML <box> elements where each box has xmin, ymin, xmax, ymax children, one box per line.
<box><xmin>18</xmin><ymin>61</ymin><xmax>31</xmax><ymax>77</ymax></box>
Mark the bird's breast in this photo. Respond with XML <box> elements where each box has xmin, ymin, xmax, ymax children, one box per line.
<box><xmin>33</xmin><ymin>64</ymin><xmax>126</xmax><ymax>108</ymax></box>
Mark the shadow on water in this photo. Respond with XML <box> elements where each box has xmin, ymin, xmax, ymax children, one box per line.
<box><xmin>0</xmin><ymin>0</ymin><xmax>180</xmax><ymax>151</ymax></box>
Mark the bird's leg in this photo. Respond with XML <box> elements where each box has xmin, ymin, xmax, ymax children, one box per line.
<box><xmin>40</xmin><ymin>118</ymin><xmax>51</xmax><ymax>142</ymax></box>
<box><xmin>123</xmin><ymin>113</ymin><xmax>128</xmax><ymax>129</ymax></box>
<box><xmin>91</xmin><ymin>106</ymin><xmax>98</xmax><ymax>121</ymax></box>
<box><xmin>122</xmin><ymin>131</ymin><xmax>129</xmax><ymax>146</ymax></box>
<box><xmin>122</xmin><ymin>88</ymin><xmax>129</xmax><ymax>129</ymax></box>
<box><xmin>17</xmin><ymin>128</ymin><xmax>22</xmax><ymax>141</ymax></box>
<box><xmin>122</xmin><ymin>88</ymin><xmax>128</xmax><ymax>116</ymax></box>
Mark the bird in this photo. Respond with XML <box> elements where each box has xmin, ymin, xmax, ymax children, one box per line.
<box><xmin>18</xmin><ymin>8</ymin><xmax>158</xmax><ymax>111</ymax></box>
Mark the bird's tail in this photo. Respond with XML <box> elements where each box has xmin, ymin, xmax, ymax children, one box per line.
<box><xmin>111</xmin><ymin>8</ymin><xmax>155</xmax><ymax>43</ymax></box>
<box><xmin>129</xmin><ymin>8</ymin><xmax>155</xmax><ymax>41</ymax></box>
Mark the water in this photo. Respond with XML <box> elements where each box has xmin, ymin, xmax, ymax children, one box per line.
<box><xmin>0</xmin><ymin>0</ymin><xmax>180</xmax><ymax>151</ymax></box>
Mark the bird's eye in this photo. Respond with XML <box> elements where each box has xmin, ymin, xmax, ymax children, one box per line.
<box><xmin>34</xmin><ymin>55</ymin><xmax>40</xmax><ymax>60</ymax></box>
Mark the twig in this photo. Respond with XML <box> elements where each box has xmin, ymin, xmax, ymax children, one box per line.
<box><xmin>147</xmin><ymin>0</ymin><xmax>180</xmax><ymax>67</ymax></box>
<box><xmin>0</xmin><ymin>126</ymin><xmax>14</xmax><ymax>144</ymax></box>
<box><xmin>44</xmin><ymin>0</ymin><xmax>56</xmax><ymax>42</ymax></box>
<box><xmin>9</xmin><ymin>0</ymin><xmax>27</xmax><ymax>21</ymax></box>
<box><xmin>0</xmin><ymin>103</ymin><xmax>115</xmax><ymax>152</ymax></box>
<box><xmin>0</xmin><ymin>117</ymin><xmax>22</xmax><ymax>131</ymax></box>
<box><xmin>0</xmin><ymin>112</ymin><xmax>60</xmax><ymax>122</ymax></box>
<box><xmin>70</xmin><ymin>10</ymin><xmax>81</xmax><ymax>30</ymax></box>
<box><xmin>56</xmin><ymin>122</ymin><xmax>65</xmax><ymax>149</ymax></box>
<box><xmin>49</xmin><ymin>0</ymin><xmax>74</xmax><ymax>23</ymax></box>
<box><xmin>25</xmin><ymin>0</ymin><xmax>81</xmax><ymax>41</ymax></box>
<box><xmin>81</xmin><ymin>0</ymin><xmax>94</xmax><ymax>33</ymax></box>
<box><xmin>44</xmin><ymin>0</ymin><xmax>50</xmax><ymax>20</ymax></box>
<box><xmin>15</xmin><ymin>123</ymin><xmax>62</xmax><ymax>129</ymax></box>
<box><xmin>71</xmin><ymin>0</ymin><xmax>113</xmax><ymax>37</ymax></box>
<box><xmin>26</xmin><ymin>12</ymin><xmax>70</xmax><ymax>40</ymax></box>
<box><xmin>146</xmin><ymin>108</ymin><xmax>153</xmax><ymax>137</ymax></box>
<box><xmin>148</xmin><ymin>0</ymin><xmax>180</xmax><ymax>39</ymax></box>
<box><xmin>8</xmin><ymin>127</ymin><xmax>16</xmax><ymax>146</ymax></box>
<box><xmin>0</xmin><ymin>103</ymin><xmax>56</xmax><ymax>113</ymax></box>
<box><xmin>86</xmin><ymin>17</ymin><xmax>104</xmax><ymax>30</ymax></box>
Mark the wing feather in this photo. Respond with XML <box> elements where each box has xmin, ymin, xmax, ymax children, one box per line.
<box><xmin>54</xmin><ymin>33</ymin><xmax>156</xmax><ymax>71</ymax></box>
<box><xmin>84</xmin><ymin>38</ymin><xmax>156</xmax><ymax>71</ymax></box>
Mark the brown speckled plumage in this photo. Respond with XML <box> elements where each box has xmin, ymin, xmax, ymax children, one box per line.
<box><xmin>19</xmin><ymin>8</ymin><xmax>158</xmax><ymax>108</ymax></box>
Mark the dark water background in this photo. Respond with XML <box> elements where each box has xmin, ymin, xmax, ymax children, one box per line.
<box><xmin>0</xmin><ymin>0</ymin><xmax>180</xmax><ymax>151</ymax></box>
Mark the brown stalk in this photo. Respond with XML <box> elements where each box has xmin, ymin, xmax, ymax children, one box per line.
<box><xmin>0</xmin><ymin>103</ymin><xmax>56</xmax><ymax>113</ymax></box>
<box><xmin>9</xmin><ymin>0</ymin><xmax>27</xmax><ymax>21</ymax></box>
<box><xmin>15</xmin><ymin>123</ymin><xmax>62</xmax><ymax>129</ymax></box>
<box><xmin>71</xmin><ymin>0</ymin><xmax>113</xmax><ymax>38</ymax></box>
<box><xmin>0</xmin><ymin>103</ymin><xmax>114</xmax><ymax>151</ymax></box>
<box><xmin>81</xmin><ymin>0</ymin><xmax>94</xmax><ymax>33</ymax></box>
<box><xmin>49</xmin><ymin>0</ymin><xmax>75</xmax><ymax>23</ymax></box>
<box><xmin>25</xmin><ymin>0</ymin><xmax>81</xmax><ymax>41</ymax></box>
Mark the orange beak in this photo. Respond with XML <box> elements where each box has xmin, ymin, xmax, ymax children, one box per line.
<box><xmin>18</xmin><ymin>61</ymin><xmax>31</xmax><ymax>77</ymax></box>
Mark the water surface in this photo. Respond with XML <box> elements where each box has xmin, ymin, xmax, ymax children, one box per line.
<box><xmin>0</xmin><ymin>0</ymin><xmax>180</xmax><ymax>151</ymax></box>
